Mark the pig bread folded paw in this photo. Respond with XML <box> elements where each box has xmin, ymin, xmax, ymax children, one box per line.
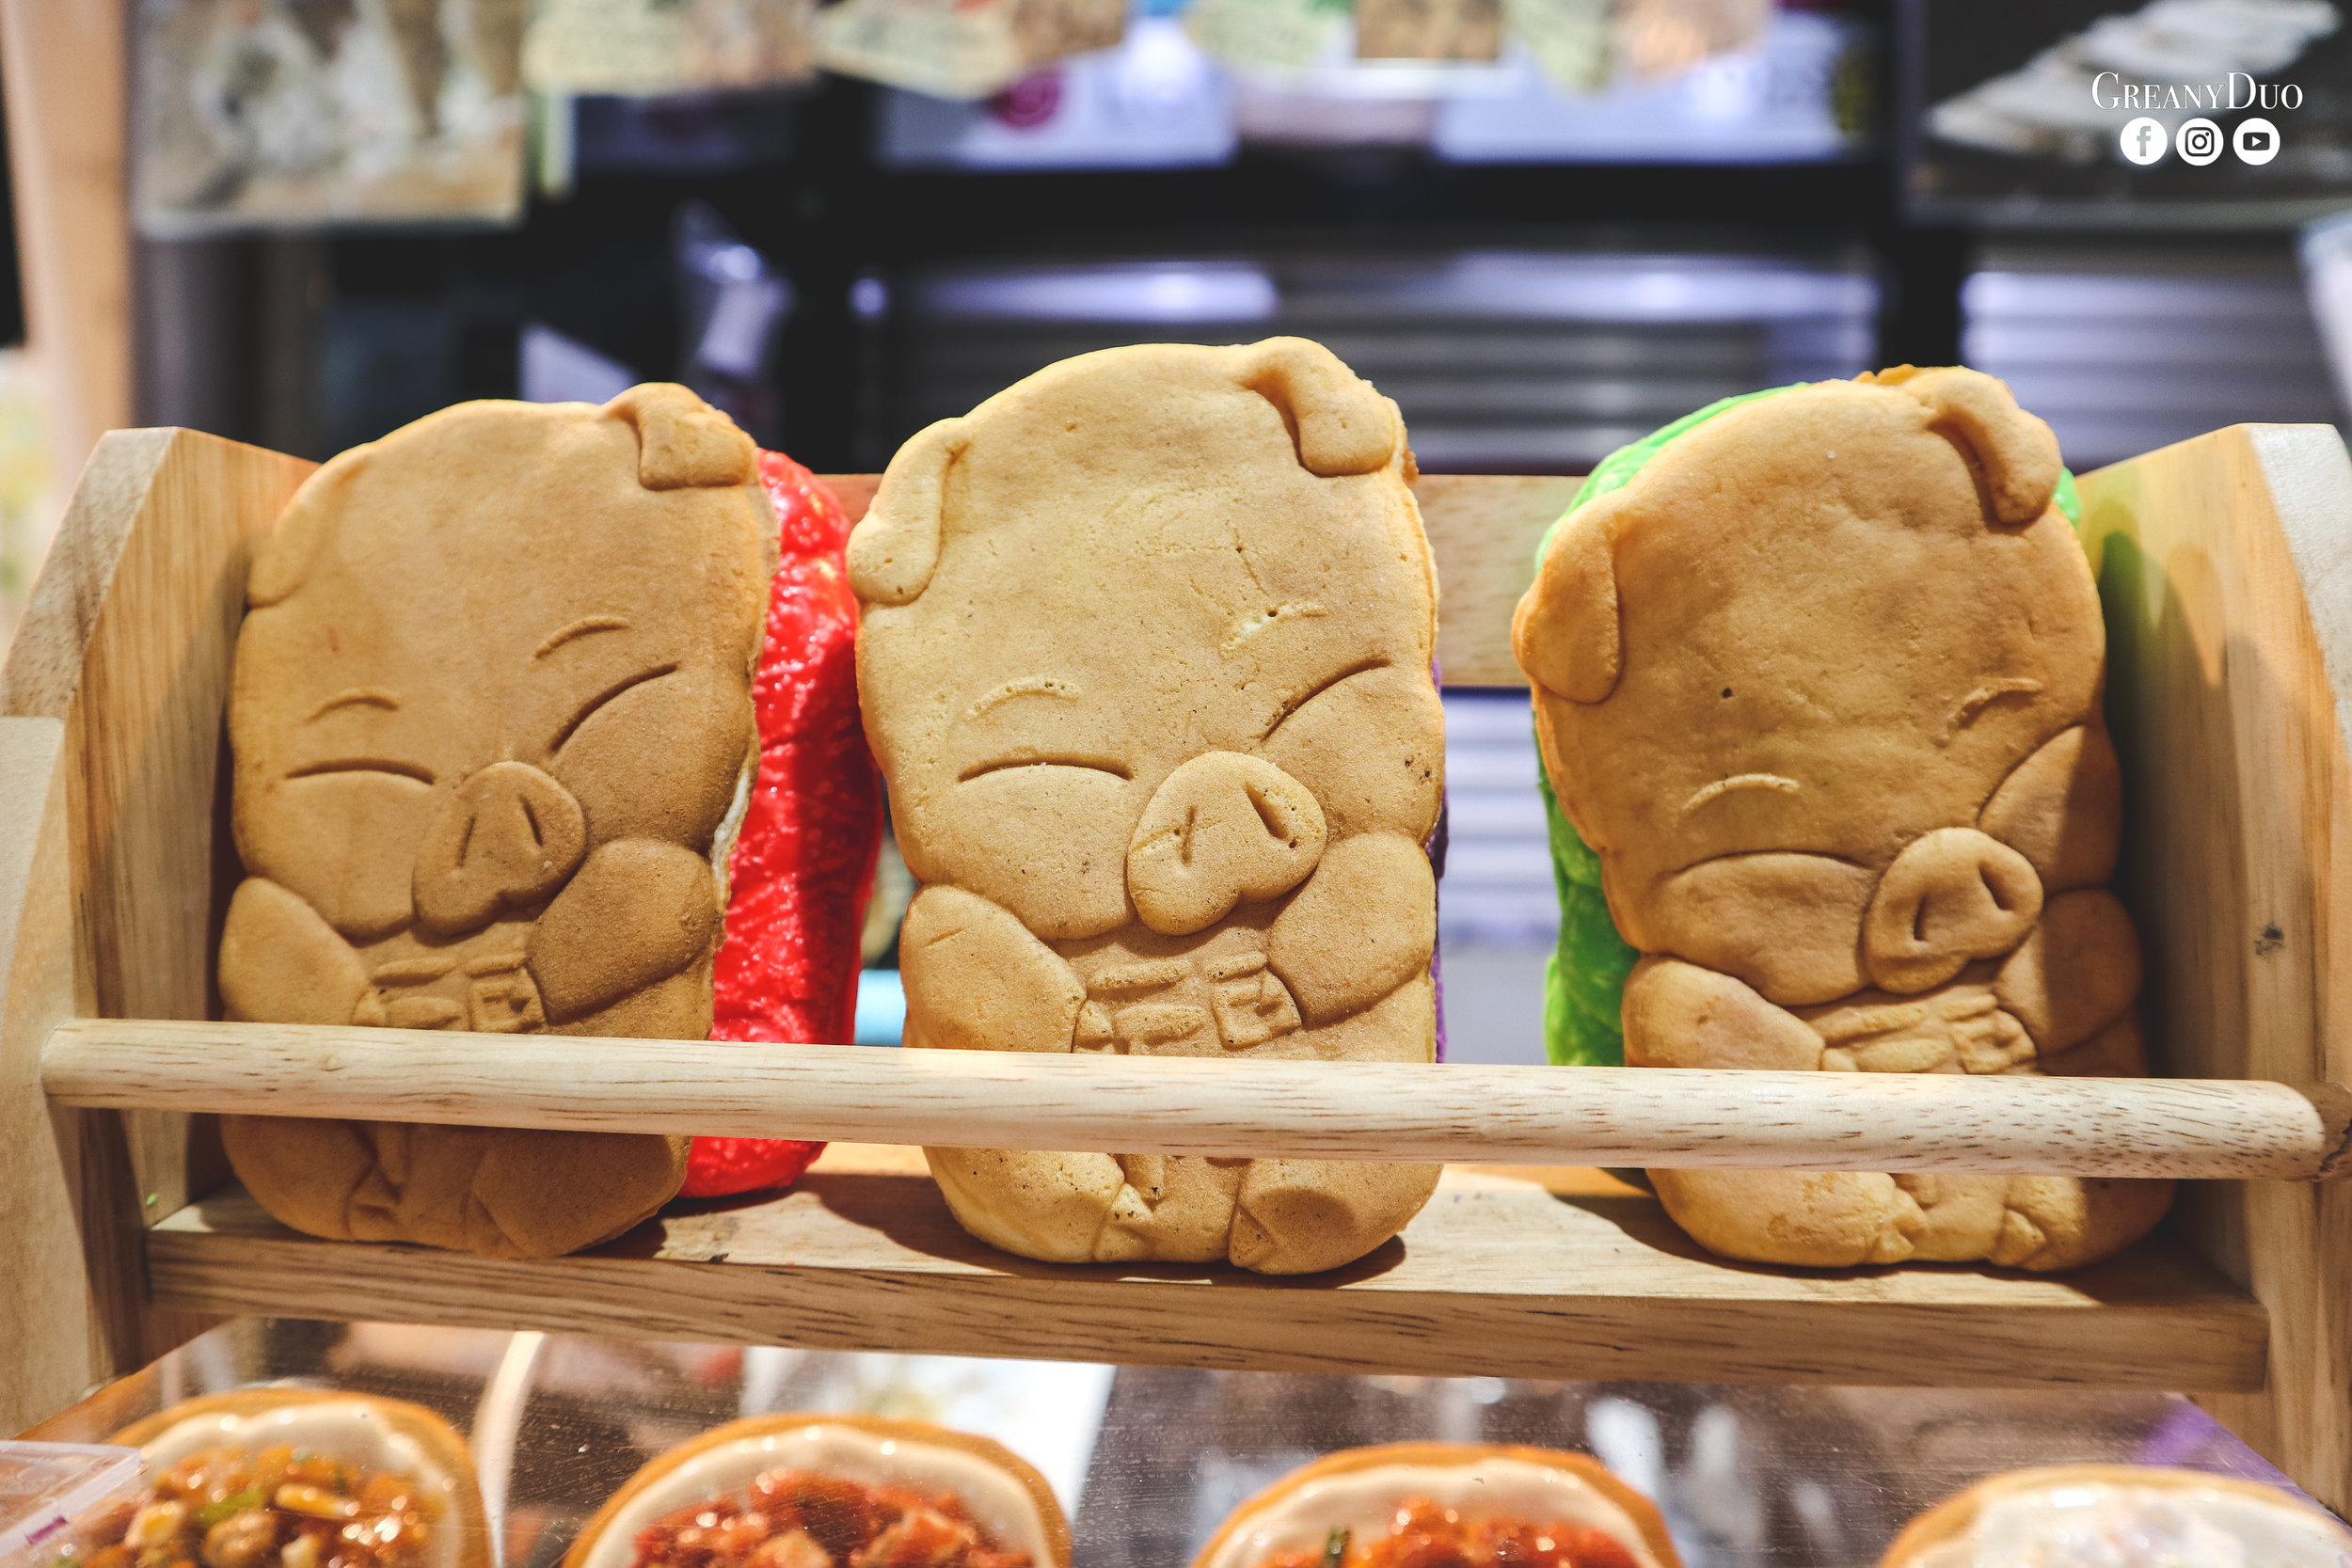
<box><xmin>1621</xmin><ymin>956</ymin><xmax>1824</xmax><ymax>1069</ymax></box>
<box><xmin>1266</xmin><ymin>832</ymin><xmax>1436</xmax><ymax>1025</ymax></box>
<box><xmin>899</xmin><ymin>885</ymin><xmax>1086</xmax><ymax>1053</ymax></box>
<box><xmin>1644</xmin><ymin>853</ymin><xmax>1874</xmax><ymax>1006</ymax></box>
<box><xmin>1995</xmin><ymin>890</ymin><xmax>2141</xmax><ymax>1055</ymax></box>
<box><xmin>2035</xmin><ymin>1013</ymin><xmax>2149</xmax><ymax>1078</ymax></box>
<box><xmin>220</xmin><ymin>879</ymin><xmax>370</xmax><ymax>1024</ymax></box>
<box><xmin>1979</xmin><ymin>725</ymin><xmax>2123</xmax><ymax>892</ymax></box>
<box><xmin>526</xmin><ymin>839</ymin><xmax>723</xmax><ymax>1026</ymax></box>
<box><xmin>1255</xmin><ymin>664</ymin><xmax>1443</xmax><ymax>841</ymax></box>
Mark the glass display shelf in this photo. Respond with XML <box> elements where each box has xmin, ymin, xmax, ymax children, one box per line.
<box><xmin>24</xmin><ymin>1318</ymin><xmax>2314</xmax><ymax>1568</ymax></box>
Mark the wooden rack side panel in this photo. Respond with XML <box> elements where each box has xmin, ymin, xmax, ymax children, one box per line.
<box><xmin>0</xmin><ymin>430</ymin><xmax>312</xmax><ymax>1417</ymax></box>
<box><xmin>2076</xmin><ymin>423</ymin><xmax>2352</xmax><ymax>1513</ymax></box>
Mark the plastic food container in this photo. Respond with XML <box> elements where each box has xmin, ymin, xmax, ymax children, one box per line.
<box><xmin>0</xmin><ymin>1444</ymin><xmax>142</xmax><ymax>1568</ymax></box>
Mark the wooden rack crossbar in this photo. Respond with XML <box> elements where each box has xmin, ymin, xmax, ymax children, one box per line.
<box><xmin>41</xmin><ymin>1018</ymin><xmax>2352</xmax><ymax>1181</ymax></box>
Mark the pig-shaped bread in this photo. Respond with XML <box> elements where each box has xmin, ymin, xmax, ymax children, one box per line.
<box><xmin>852</xmin><ymin>338</ymin><xmax>1445</xmax><ymax>1275</ymax></box>
<box><xmin>219</xmin><ymin>385</ymin><xmax>774</xmax><ymax>1259</ymax></box>
<box><xmin>1513</xmin><ymin>366</ymin><xmax>2173</xmax><ymax>1271</ymax></box>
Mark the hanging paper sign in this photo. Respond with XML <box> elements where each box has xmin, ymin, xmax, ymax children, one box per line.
<box><xmin>135</xmin><ymin>0</ymin><xmax>529</xmax><ymax>235</ymax></box>
<box><xmin>1614</xmin><ymin>0</ymin><xmax>1770</xmax><ymax>80</ymax></box>
<box><xmin>1501</xmin><ymin>0</ymin><xmax>1613</xmax><ymax>92</ymax></box>
<box><xmin>521</xmin><ymin>0</ymin><xmax>819</xmax><ymax>96</ymax></box>
<box><xmin>1357</xmin><ymin>0</ymin><xmax>1503</xmax><ymax>62</ymax></box>
<box><xmin>1184</xmin><ymin>0</ymin><xmax>1344</xmax><ymax>79</ymax></box>
<box><xmin>813</xmin><ymin>0</ymin><xmax>1124</xmax><ymax>102</ymax></box>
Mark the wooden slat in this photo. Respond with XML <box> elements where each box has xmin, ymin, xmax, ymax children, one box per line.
<box><xmin>143</xmin><ymin>1148</ymin><xmax>2268</xmax><ymax>1393</ymax></box>
<box><xmin>0</xmin><ymin>715</ymin><xmax>99</xmax><ymax>1437</ymax></box>
<box><xmin>1414</xmin><ymin>472</ymin><xmax>1571</xmax><ymax>686</ymax></box>
<box><xmin>0</xmin><ymin>430</ymin><xmax>315</xmax><ymax>1421</ymax></box>
<box><xmin>2077</xmin><ymin>424</ymin><xmax>2352</xmax><ymax>1513</ymax></box>
<box><xmin>41</xmin><ymin>1018</ymin><xmax>2352</xmax><ymax>1181</ymax></box>
<box><xmin>818</xmin><ymin>472</ymin><xmax>1567</xmax><ymax>688</ymax></box>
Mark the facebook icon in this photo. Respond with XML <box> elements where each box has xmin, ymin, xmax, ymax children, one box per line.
<box><xmin>2121</xmin><ymin>116</ymin><xmax>2169</xmax><ymax>165</ymax></box>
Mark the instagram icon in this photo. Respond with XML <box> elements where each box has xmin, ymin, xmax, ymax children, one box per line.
<box><xmin>2178</xmin><ymin>117</ymin><xmax>2223</xmax><ymax>165</ymax></box>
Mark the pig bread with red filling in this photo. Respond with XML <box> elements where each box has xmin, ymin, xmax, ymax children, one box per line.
<box><xmin>219</xmin><ymin>385</ymin><xmax>773</xmax><ymax>1259</ymax></box>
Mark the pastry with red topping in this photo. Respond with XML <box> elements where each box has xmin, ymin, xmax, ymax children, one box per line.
<box><xmin>565</xmin><ymin>1416</ymin><xmax>1069</xmax><ymax>1568</ymax></box>
<box><xmin>1194</xmin><ymin>1444</ymin><xmax>1678</xmax><ymax>1568</ymax></box>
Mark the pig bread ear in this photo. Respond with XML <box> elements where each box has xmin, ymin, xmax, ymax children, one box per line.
<box><xmin>250</xmin><ymin>452</ymin><xmax>365</xmax><ymax>607</ymax></box>
<box><xmin>1887</xmin><ymin>367</ymin><xmax>2061</xmax><ymax>527</ymax></box>
<box><xmin>604</xmin><ymin>383</ymin><xmax>755</xmax><ymax>490</ymax></box>
<box><xmin>1239</xmin><ymin>337</ymin><xmax>1401</xmax><ymax>477</ymax></box>
<box><xmin>849</xmin><ymin>418</ymin><xmax>968</xmax><ymax>606</ymax></box>
<box><xmin>1513</xmin><ymin>513</ymin><xmax>1621</xmax><ymax>703</ymax></box>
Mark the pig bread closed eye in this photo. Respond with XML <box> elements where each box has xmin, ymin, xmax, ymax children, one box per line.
<box><xmin>849</xmin><ymin>417</ymin><xmax>969</xmax><ymax>606</ymax></box>
<box><xmin>1235</xmin><ymin>337</ymin><xmax>1400</xmax><ymax>477</ymax></box>
<box><xmin>1513</xmin><ymin>513</ymin><xmax>1620</xmax><ymax>703</ymax></box>
<box><xmin>603</xmin><ymin>382</ymin><xmax>755</xmax><ymax>490</ymax></box>
<box><xmin>1885</xmin><ymin>367</ymin><xmax>2062</xmax><ymax>528</ymax></box>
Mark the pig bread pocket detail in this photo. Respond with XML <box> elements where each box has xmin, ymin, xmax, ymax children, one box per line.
<box><xmin>1518</xmin><ymin>367</ymin><xmax>2170</xmax><ymax>1273</ymax></box>
<box><xmin>856</xmin><ymin>339</ymin><xmax>1443</xmax><ymax>1275</ymax></box>
<box><xmin>219</xmin><ymin>384</ymin><xmax>768</xmax><ymax>1260</ymax></box>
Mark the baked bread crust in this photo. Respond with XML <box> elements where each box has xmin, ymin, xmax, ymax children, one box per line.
<box><xmin>112</xmin><ymin>1389</ymin><xmax>491</xmax><ymax>1568</ymax></box>
<box><xmin>219</xmin><ymin>384</ymin><xmax>773</xmax><ymax>1259</ymax></box>
<box><xmin>1189</xmin><ymin>1441</ymin><xmax>1681</xmax><ymax>1568</ymax></box>
<box><xmin>561</xmin><ymin>1413</ymin><xmax>1073</xmax><ymax>1568</ymax></box>
<box><xmin>1879</xmin><ymin>1464</ymin><xmax>2352</xmax><ymax>1566</ymax></box>
<box><xmin>1514</xmin><ymin>367</ymin><xmax>2170</xmax><ymax>1270</ymax></box>
<box><xmin>852</xmin><ymin>338</ymin><xmax>1445</xmax><ymax>1275</ymax></box>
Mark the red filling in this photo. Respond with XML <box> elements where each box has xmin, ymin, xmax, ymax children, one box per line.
<box><xmin>1258</xmin><ymin>1499</ymin><xmax>1642</xmax><ymax>1568</ymax></box>
<box><xmin>628</xmin><ymin>1469</ymin><xmax>1033</xmax><ymax>1568</ymax></box>
<box><xmin>683</xmin><ymin>452</ymin><xmax>886</xmax><ymax>1199</ymax></box>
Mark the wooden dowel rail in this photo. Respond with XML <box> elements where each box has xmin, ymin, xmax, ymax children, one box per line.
<box><xmin>39</xmin><ymin>1018</ymin><xmax>2352</xmax><ymax>1182</ymax></box>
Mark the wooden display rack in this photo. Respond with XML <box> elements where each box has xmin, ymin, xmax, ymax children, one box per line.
<box><xmin>3</xmin><ymin>426</ymin><xmax>2349</xmax><ymax>1513</ymax></box>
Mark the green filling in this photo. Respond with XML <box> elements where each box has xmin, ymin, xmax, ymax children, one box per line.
<box><xmin>1530</xmin><ymin>381</ymin><xmax>2076</xmax><ymax>1067</ymax></box>
<box><xmin>1534</xmin><ymin>385</ymin><xmax>1802</xmax><ymax>1068</ymax></box>
<box><xmin>194</xmin><ymin>1489</ymin><xmax>266</xmax><ymax>1528</ymax></box>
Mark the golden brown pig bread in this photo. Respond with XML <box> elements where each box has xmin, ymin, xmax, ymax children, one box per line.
<box><xmin>219</xmin><ymin>384</ymin><xmax>774</xmax><ymax>1259</ymax></box>
<box><xmin>851</xmin><ymin>337</ymin><xmax>1445</xmax><ymax>1275</ymax></box>
<box><xmin>1512</xmin><ymin>367</ymin><xmax>2172</xmax><ymax>1271</ymax></box>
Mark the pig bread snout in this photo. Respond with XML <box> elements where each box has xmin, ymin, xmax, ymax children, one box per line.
<box><xmin>1864</xmin><ymin>827</ymin><xmax>2043</xmax><ymax>993</ymax></box>
<box><xmin>1127</xmin><ymin>752</ymin><xmax>1327</xmax><ymax>936</ymax></box>
<box><xmin>413</xmin><ymin>761</ymin><xmax>589</xmax><ymax>936</ymax></box>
